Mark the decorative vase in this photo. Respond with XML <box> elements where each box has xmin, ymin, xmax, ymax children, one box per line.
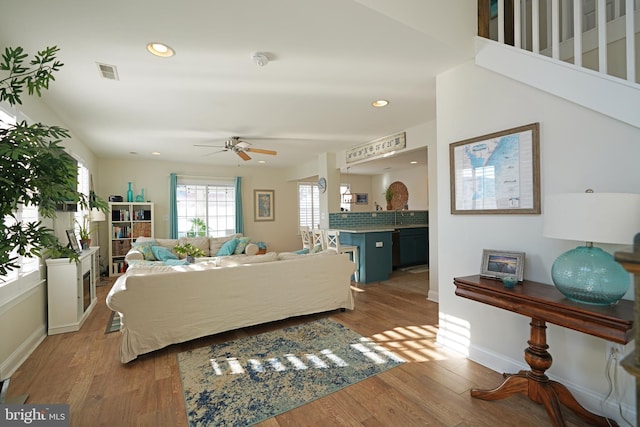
<box><xmin>135</xmin><ymin>188</ymin><xmax>145</xmax><ymax>202</ymax></box>
<box><xmin>127</xmin><ymin>182</ymin><xmax>133</xmax><ymax>202</ymax></box>
<box><xmin>186</xmin><ymin>255</ymin><xmax>195</xmax><ymax>264</ymax></box>
<box><xmin>386</xmin><ymin>201</ymin><xmax>393</xmax><ymax>210</ymax></box>
<box><xmin>80</xmin><ymin>239</ymin><xmax>91</xmax><ymax>250</ymax></box>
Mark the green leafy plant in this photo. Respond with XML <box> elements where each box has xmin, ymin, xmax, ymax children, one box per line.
<box><xmin>43</xmin><ymin>242</ymin><xmax>79</xmax><ymax>260</ymax></box>
<box><xmin>76</xmin><ymin>215</ymin><xmax>92</xmax><ymax>241</ymax></box>
<box><xmin>0</xmin><ymin>45</ymin><xmax>107</xmax><ymax>275</ymax></box>
<box><xmin>187</xmin><ymin>218</ymin><xmax>208</xmax><ymax>237</ymax></box>
<box><xmin>173</xmin><ymin>243</ymin><xmax>206</xmax><ymax>258</ymax></box>
<box><xmin>385</xmin><ymin>186</ymin><xmax>395</xmax><ymax>202</ymax></box>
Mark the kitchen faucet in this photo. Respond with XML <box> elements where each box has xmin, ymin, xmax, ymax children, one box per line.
<box><xmin>394</xmin><ymin>209</ymin><xmax>404</xmax><ymax>226</ymax></box>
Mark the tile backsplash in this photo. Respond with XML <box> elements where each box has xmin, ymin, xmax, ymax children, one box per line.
<box><xmin>329</xmin><ymin>210</ymin><xmax>428</xmax><ymax>229</ymax></box>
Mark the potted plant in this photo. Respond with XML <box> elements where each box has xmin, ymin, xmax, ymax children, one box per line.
<box><xmin>385</xmin><ymin>186</ymin><xmax>395</xmax><ymax>210</ymax></box>
<box><xmin>0</xmin><ymin>45</ymin><xmax>109</xmax><ymax>274</ymax></box>
<box><xmin>173</xmin><ymin>243</ymin><xmax>206</xmax><ymax>263</ymax></box>
<box><xmin>76</xmin><ymin>216</ymin><xmax>93</xmax><ymax>250</ymax></box>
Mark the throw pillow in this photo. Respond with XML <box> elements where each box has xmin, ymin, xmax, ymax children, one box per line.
<box><xmin>244</xmin><ymin>243</ymin><xmax>259</xmax><ymax>256</ymax></box>
<box><xmin>216</xmin><ymin>238</ymin><xmax>239</xmax><ymax>256</ymax></box>
<box><xmin>132</xmin><ymin>241</ymin><xmax>157</xmax><ymax>260</ymax></box>
<box><xmin>234</xmin><ymin>236</ymin><xmax>252</xmax><ymax>255</ymax></box>
<box><xmin>310</xmin><ymin>244</ymin><xmax>323</xmax><ymax>254</ymax></box>
<box><xmin>151</xmin><ymin>245</ymin><xmax>178</xmax><ymax>261</ymax></box>
<box><xmin>294</xmin><ymin>248</ymin><xmax>309</xmax><ymax>255</ymax></box>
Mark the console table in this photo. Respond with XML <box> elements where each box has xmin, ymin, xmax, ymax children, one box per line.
<box><xmin>454</xmin><ymin>275</ymin><xmax>634</xmax><ymax>427</ymax></box>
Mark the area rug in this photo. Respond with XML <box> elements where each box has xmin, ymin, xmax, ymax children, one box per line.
<box><xmin>400</xmin><ymin>264</ymin><xmax>429</xmax><ymax>274</ymax></box>
<box><xmin>104</xmin><ymin>311</ymin><xmax>120</xmax><ymax>334</ymax></box>
<box><xmin>178</xmin><ymin>318</ymin><xmax>405</xmax><ymax>426</ymax></box>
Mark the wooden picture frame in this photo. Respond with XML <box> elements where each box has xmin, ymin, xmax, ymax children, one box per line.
<box><xmin>450</xmin><ymin>122</ymin><xmax>540</xmax><ymax>214</ymax></box>
<box><xmin>254</xmin><ymin>189</ymin><xmax>275</xmax><ymax>221</ymax></box>
<box><xmin>481</xmin><ymin>249</ymin><xmax>525</xmax><ymax>281</ymax></box>
<box><xmin>66</xmin><ymin>229</ymin><xmax>81</xmax><ymax>253</ymax></box>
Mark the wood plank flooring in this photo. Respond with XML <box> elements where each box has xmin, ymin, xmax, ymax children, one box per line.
<box><xmin>6</xmin><ymin>271</ymin><xmax>586</xmax><ymax>426</ymax></box>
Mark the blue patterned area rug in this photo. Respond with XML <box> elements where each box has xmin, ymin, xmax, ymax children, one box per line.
<box><xmin>177</xmin><ymin>318</ymin><xmax>405</xmax><ymax>426</ymax></box>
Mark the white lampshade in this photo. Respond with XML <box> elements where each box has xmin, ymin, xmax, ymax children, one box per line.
<box><xmin>543</xmin><ymin>192</ymin><xmax>640</xmax><ymax>245</ymax></box>
<box><xmin>90</xmin><ymin>208</ymin><xmax>106</xmax><ymax>222</ymax></box>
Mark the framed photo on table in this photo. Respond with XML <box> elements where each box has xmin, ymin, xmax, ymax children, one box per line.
<box><xmin>481</xmin><ymin>249</ymin><xmax>525</xmax><ymax>281</ymax></box>
<box><xmin>450</xmin><ymin>122</ymin><xmax>540</xmax><ymax>214</ymax></box>
<box><xmin>66</xmin><ymin>229</ymin><xmax>81</xmax><ymax>253</ymax></box>
<box><xmin>254</xmin><ymin>189</ymin><xmax>275</xmax><ymax>221</ymax></box>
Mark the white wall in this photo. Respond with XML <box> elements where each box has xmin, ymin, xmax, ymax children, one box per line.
<box><xmin>435</xmin><ymin>60</ymin><xmax>639</xmax><ymax>422</ymax></box>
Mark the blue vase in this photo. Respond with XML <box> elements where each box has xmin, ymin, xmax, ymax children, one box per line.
<box><xmin>127</xmin><ymin>182</ymin><xmax>133</xmax><ymax>202</ymax></box>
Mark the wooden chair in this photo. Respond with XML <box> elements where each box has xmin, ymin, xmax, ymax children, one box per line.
<box><xmin>311</xmin><ymin>228</ymin><xmax>325</xmax><ymax>250</ymax></box>
<box><xmin>299</xmin><ymin>226</ymin><xmax>312</xmax><ymax>250</ymax></box>
<box><xmin>324</xmin><ymin>229</ymin><xmax>359</xmax><ymax>283</ymax></box>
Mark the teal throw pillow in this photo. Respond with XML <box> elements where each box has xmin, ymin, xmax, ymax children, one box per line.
<box><xmin>294</xmin><ymin>248</ymin><xmax>309</xmax><ymax>255</ymax></box>
<box><xmin>310</xmin><ymin>244</ymin><xmax>323</xmax><ymax>254</ymax></box>
<box><xmin>234</xmin><ymin>237</ymin><xmax>252</xmax><ymax>255</ymax></box>
<box><xmin>132</xmin><ymin>241</ymin><xmax>157</xmax><ymax>260</ymax></box>
<box><xmin>151</xmin><ymin>245</ymin><xmax>178</xmax><ymax>261</ymax></box>
<box><xmin>217</xmin><ymin>238</ymin><xmax>239</xmax><ymax>256</ymax></box>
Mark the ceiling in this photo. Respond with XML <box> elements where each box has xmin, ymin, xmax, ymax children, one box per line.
<box><xmin>0</xmin><ymin>1</ymin><xmax>475</xmax><ymax>175</ymax></box>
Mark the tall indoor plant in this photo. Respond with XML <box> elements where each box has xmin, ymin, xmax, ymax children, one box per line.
<box><xmin>0</xmin><ymin>46</ymin><xmax>107</xmax><ymax>274</ymax></box>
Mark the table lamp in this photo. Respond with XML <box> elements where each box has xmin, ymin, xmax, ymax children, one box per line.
<box><xmin>542</xmin><ymin>190</ymin><xmax>640</xmax><ymax>305</ymax></box>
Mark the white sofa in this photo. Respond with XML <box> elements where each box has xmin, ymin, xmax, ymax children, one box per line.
<box><xmin>106</xmin><ymin>251</ymin><xmax>356</xmax><ymax>363</ymax></box>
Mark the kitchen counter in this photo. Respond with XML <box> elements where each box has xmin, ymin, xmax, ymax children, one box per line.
<box><xmin>331</xmin><ymin>224</ymin><xmax>429</xmax><ymax>284</ymax></box>
<box><xmin>333</xmin><ymin>224</ymin><xmax>428</xmax><ymax>233</ymax></box>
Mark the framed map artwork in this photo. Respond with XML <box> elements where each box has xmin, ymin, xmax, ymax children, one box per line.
<box><xmin>449</xmin><ymin>123</ymin><xmax>540</xmax><ymax>214</ymax></box>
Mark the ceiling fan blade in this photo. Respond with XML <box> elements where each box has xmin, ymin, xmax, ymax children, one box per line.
<box><xmin>236</xmin><ymin>151</ymin><xmax>251</xmax><ymax>161</ymax></box>
<box><xmin>194</xmin><ymin>144</ymin><xmax>226</xmax><ymax>148</ymax></box>
<box><xmin>246</xmin><ymin>148</ymin><xmax>277</xmax><ymax>156</ymax></box>
<box><xmin>204</xmin><ymin>149</ymin><xmax>227</xmax><ymax>156</ymax></box>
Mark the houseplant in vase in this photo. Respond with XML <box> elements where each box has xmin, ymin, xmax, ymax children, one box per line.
<box><xmin>173</xmin><ymin>243</ymin><xmax>205</xmax><ymax>263</ymax></box>
<box><xmin>385</xmin><ymin>186</ymin><xmax>395</xmax><ymax>210</ymax></box>
<box><xmin>76</xmin><ymin>216</ymin><xmax>93</xmax><ymax>250</ymax></box>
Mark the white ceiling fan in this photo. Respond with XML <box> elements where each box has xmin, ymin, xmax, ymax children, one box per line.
<box><xmin>195</xmin><ymin>136</ymin><xmax>277</xmax><ymax>161</ymax></box>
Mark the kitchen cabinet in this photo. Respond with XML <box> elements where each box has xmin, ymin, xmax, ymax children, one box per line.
<box><xmin>398</xmin><ymin>227</ymin><xmax>428</xmax><ymax>267</ymax></box>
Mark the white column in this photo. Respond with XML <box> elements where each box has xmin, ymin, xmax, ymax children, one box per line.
<box><xmin>574</xmin><ymin>0</ymin><xmax>583</xmax><ymax>66</ymax></box>
<box><xmin>626</xmin><ymin>0</ymin><xmax>636</xmax><ymax>82</ymax></box>
<box><xmin>598</xmin><ymin>0</ymin><xmax>608</xmax><ymax>73</ymax></box>
<box><xmin>317</xmin><ymin>153</ymin><xmax>340</xmax><ymax>229</ymax></box>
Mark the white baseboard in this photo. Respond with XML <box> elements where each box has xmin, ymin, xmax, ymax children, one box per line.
<box><xmin>0</xmin><ymin>325</ymin><xmax>46</xmax><ymax>380</ymax></box>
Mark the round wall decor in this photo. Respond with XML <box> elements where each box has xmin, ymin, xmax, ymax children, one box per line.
<box><xmin>388</xmin><ymin>181</ymin><xmax>408</xmax><ymax>210</ymax></box>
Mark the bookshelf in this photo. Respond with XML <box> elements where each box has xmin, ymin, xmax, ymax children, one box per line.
<box><xmin>108</xmin><ymin>202</ymin><xmax>154</xmax><ymax>276</ymax></box>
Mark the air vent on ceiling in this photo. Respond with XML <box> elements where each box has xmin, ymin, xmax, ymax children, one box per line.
<box><xmin>97</xmin><ymin>62</ymin><xmax>119</xmax><ymax>80</ymax></box>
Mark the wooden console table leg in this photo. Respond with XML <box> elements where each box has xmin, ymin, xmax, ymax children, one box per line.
<box><xmin>471</xmin><ymin>319</ymin><xmax>618</xmax><ymax>427</ymax></box>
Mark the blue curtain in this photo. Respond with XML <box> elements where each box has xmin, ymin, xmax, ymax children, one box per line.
<box><xmin>235</xmin><ymin>176</ymin><xmax>244</xmax><ymax>235</ymax></box>
<box><xmin>169</xmin><ymin>173</ymin><xmax>178</xmax><ymax>238</ymax></box>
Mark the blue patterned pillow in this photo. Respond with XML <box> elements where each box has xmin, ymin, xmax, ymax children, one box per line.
<box><xmin>234</xmin><ymin>237</ymin><xmax>252</xmax><ymax>255</ymax></box>
<box><xmin>132</xmin><ymin>241</ymin><xmax>157</xmax><ymax>260</ymax></box>
<box><xmin>217</xmin><ymin>238</ymin><xmax>239</xmax><ymax>256</ymax></box>
<box><xmin>151</xmin><ymin>245</ymin><xmax>178</xmax><ymax>261</ymax></box>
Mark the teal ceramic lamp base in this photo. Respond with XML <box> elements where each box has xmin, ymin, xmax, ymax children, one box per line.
<box><xmin>551</xmin><ymin>246</ymin><xmax>629</xmax><ymax>306</ymax></box>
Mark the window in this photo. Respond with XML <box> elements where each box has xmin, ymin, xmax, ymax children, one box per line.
<box><xmin>74</xmin><ymin>161</ymin><xmax>90</xmax><ymax>232</ymax></box>
<box><xmin>175</xmin><ymin>179</ymin><xmax>236</xmax><ymax>237</ymax></box>
<box><xmin>298</xmin><ymin>183</ymin><xmax>320</xmax><ymax>229</ymax></box>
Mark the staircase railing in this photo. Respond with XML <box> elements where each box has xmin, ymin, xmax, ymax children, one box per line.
<box><xmin>478</xmin><ymin>0</ymin><xmax>639</xmax><ymax>85</ymax></box>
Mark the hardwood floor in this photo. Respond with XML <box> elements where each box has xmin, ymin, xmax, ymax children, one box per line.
<box><xmin>6</xmin><ymin>271</ymin><xmax>586</xmax><ymax>426</ymax></box>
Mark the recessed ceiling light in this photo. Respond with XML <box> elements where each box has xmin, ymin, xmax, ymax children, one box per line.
<box><xmin>372</xmin><ymin>99</ymin><xmax>389</xmax><ymax>108</ymax></box>
<box><xmin>146</xmin><ymin>42</ymin><xmax>175</xmax><ymax>58</ymax></box>
<box><xmin>258</xmin><ymin>160</ymin><xmax>266</xmax><ymax>164</ymax></box>
<box><xmin>410</xmin><ymin>161</ymin><xmax>418</xmax><ymax>164</ymax></box>
<box><xmin>151</xmin><ymin>151</ymin><xmax>161</xmax><ymax>156</ymax></box>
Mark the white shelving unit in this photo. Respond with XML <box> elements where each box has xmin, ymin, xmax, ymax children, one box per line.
<box><xmin>45</xmin><ymin>247</ymin><xmax>99</xmax><ymax>335</ymax></box>
<box><xmin>108</xmin><ymin>202</ymin><xmax>154</xmax><ymax>276</ymax></box>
